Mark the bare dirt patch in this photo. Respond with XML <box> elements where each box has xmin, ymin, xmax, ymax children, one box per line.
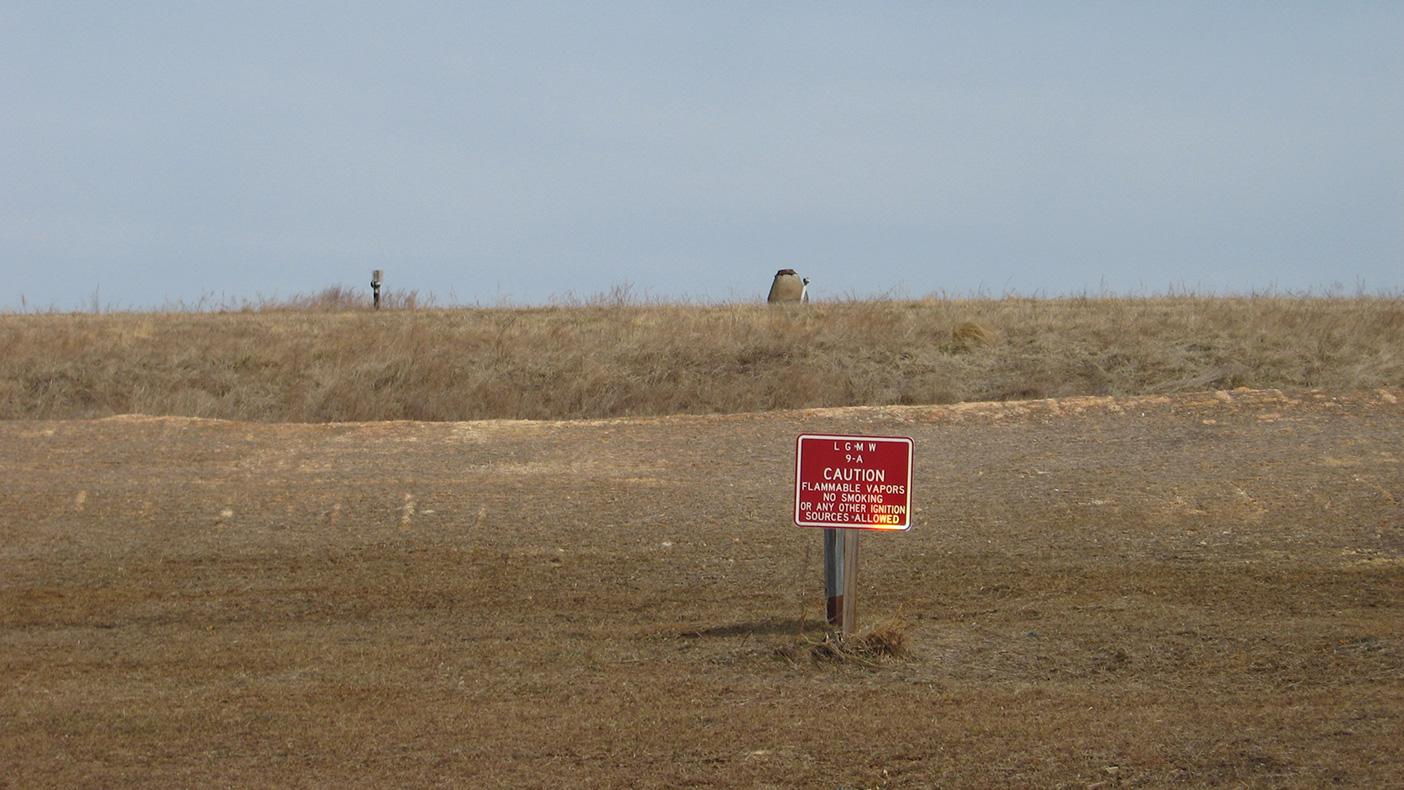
<box><xmin>3</xmin><ymin>389</ymin><xmax>1402</xmax><ymax>788</ymax></box>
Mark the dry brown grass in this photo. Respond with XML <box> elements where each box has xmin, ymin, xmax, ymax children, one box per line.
<box><xmin>6</xmin><ymin>285</ymin><xmax>1402</xmax><ymax>788</ymax></box>
<box><xmin>3</xmin><ymin>390</ymin><xmax>1401</xmax><ymax>788</ymax></box>
<box><xmin>3</xmin><ymin>294</ymin><xmax>1401</xmax><ymax>422</ymax></box>
<box><xmin>784</xmin><ymin>618</ymin><xmax>913</xmax><ymax>667</ymax></box>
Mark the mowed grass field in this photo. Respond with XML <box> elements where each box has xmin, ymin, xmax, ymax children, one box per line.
<box><xmin>2</xmin><ymin>296</ymin><xmax>1402</xmax><ymax>788</ymax></box>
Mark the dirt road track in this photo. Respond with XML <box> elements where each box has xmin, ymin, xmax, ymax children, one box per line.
<box><xmin>3</xmin><ymin>389</ymin><xmax>1402</xmax><ymax>788</ymax></box>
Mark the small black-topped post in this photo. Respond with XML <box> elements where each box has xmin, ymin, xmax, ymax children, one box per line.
<box><xmin>371</xmin><ymin>269</ymin><xmax>383</xmax><ymax>309</ymax></box>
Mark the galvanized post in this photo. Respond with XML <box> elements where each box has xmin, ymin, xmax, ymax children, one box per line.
<box><xmin>841</xmin><ymin>530</ymin><xmax>859</xmax><ymax>637</ymax></box>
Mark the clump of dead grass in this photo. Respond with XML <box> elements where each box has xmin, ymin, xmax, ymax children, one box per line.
<box><xmin>950</xmin><ymin>319</ymin><xmax>997</xmax><ymax>350</ymax></box>
<box><xmin>781</xmin><ymin>619</ymin><xmax>912</xmax><ymax>666</ymax></box>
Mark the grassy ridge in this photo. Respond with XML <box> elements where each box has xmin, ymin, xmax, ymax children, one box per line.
<box><xmin>2</xmin><ymin>295</ymin><xmax>1401</xmax><ymax>422</ymax></box>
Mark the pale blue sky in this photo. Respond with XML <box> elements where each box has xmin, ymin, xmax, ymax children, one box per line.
<box><xmin>4</xmin><ymin>2</ymin><xmax>1401</xmax><ymax>309</ymax></box>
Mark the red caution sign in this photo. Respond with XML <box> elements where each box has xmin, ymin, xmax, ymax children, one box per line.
<box><xmin>794</xmin><ymin>434</ymin><xmax>913</xmax><ymax>530</ymax></box>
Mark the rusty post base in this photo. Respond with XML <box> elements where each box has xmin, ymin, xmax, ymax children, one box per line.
<box><xmin>826</xmin><ymin>595</ymin><xmax>843</xmax><ymax>626</ymax></box>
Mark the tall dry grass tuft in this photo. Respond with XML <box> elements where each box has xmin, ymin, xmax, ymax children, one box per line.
<box><xmin>950</xmin><ymin>319</ymin><xmax>997</xmax><ymax>351</ymax></box>
<box><xmin>2</xmin><ymin>295</ymin><xmax>1401</xmax><ymax>422</ymax></box>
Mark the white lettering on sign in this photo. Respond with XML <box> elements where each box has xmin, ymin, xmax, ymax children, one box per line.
<box><xmin>823</xmin><ymin>467</ymin><xmax>886</xmax><ymax>483</ymax></box>
<box><xmin>805</xmin><ymin>511</ymin><xmax>852</xmax><ymax>522</ymax></box>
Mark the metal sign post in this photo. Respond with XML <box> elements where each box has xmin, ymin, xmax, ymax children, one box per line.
<box><xmin>795</xmin><ymin>434</ymin><xmax>913</xmax><ymax>635</ymax></box>
<box><xmin>841</xmin><ymin>529</ymin><xmax>859</xmax><ymax>636</ymax></box>
<box><xmin>824</xmin><ymin>528</ymin><xmax>844</xmax><ymax>625</ymax></box>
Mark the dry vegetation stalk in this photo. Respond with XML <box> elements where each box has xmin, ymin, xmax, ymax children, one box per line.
<box><xmin>2</xmin><ymin>295</ymin><xmax>1401</xmax><ymax>422</ymax></box>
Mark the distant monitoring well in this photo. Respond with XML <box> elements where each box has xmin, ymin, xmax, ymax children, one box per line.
<box><xmin>767</xmin><ymin>269</ymin><xmax>810</xmax><ymax>303</ymax></box>
<box><xmin>794</xmin><ymin>434</ymin><xmax>913</xmax><ymax>530</ymax></box>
